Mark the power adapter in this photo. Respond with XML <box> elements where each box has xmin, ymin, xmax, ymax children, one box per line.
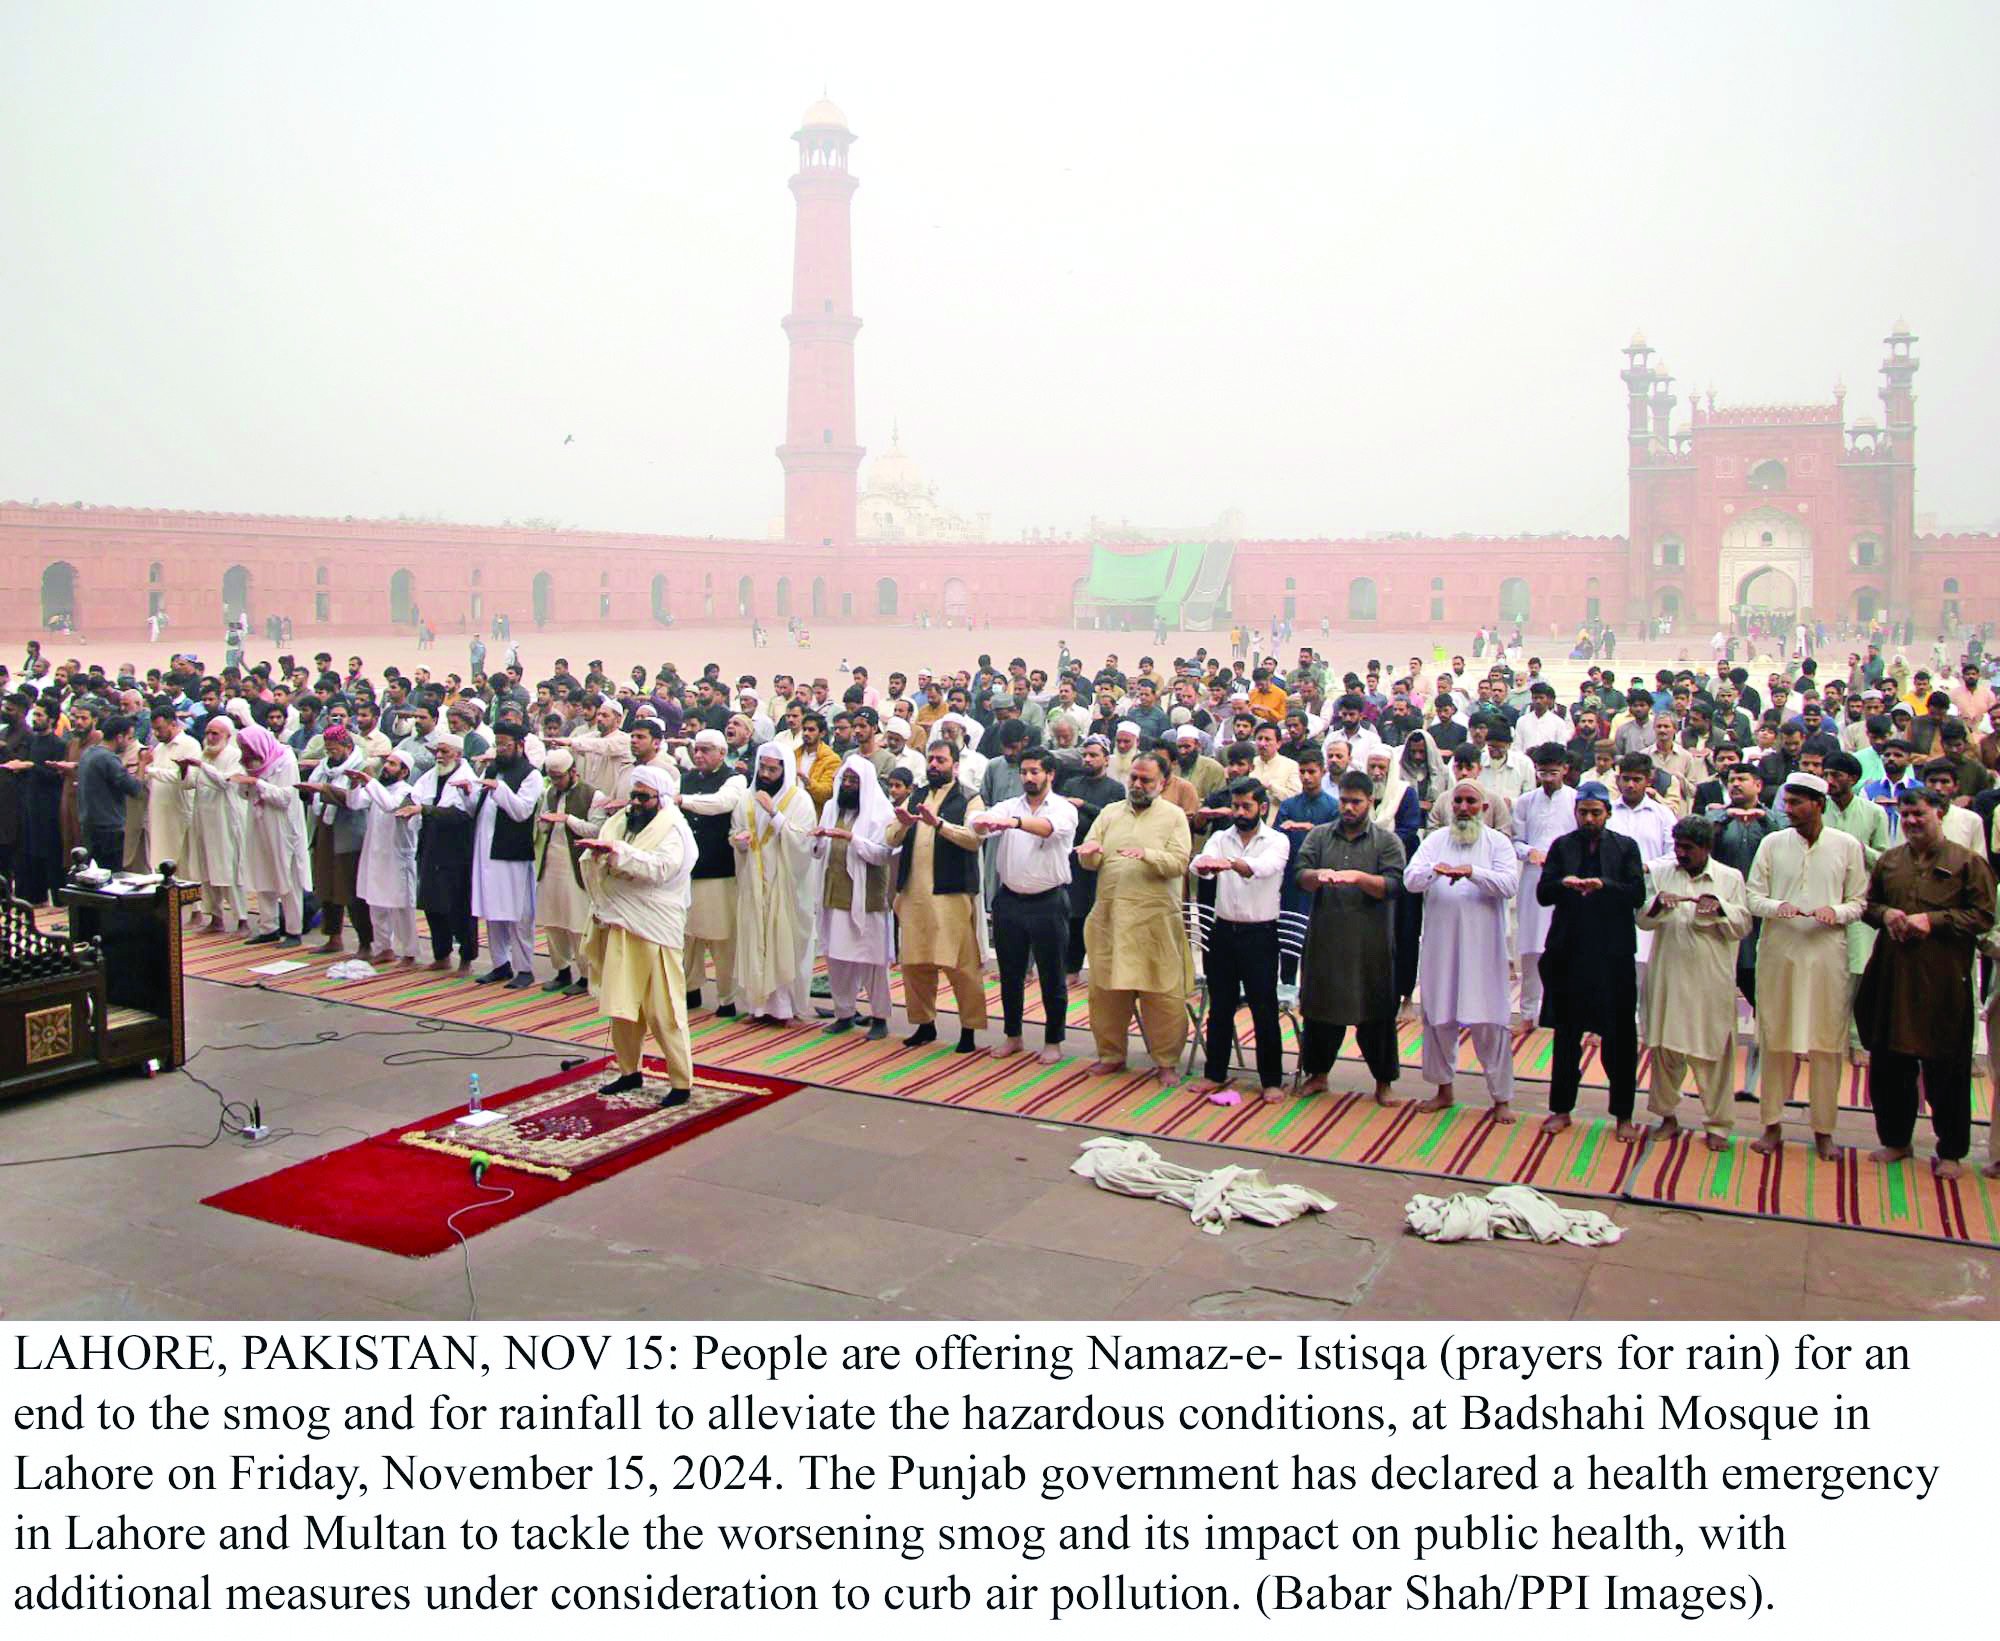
<box><xmin>241</xmin><ymin>1101</ymin><xmax>270</xmax><ymax>1142</ymax></box>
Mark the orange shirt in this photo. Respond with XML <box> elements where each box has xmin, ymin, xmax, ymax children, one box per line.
<box><xmin>1247</xmin><ymin>681</ymin><xmax>1288</xmax><ymax>723</ymax></box>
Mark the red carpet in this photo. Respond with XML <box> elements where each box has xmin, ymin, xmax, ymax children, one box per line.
<box><xmin>200</xmin><ymin>1058</ymin><xmax>804</xmax><ymax>1256</ymax></box>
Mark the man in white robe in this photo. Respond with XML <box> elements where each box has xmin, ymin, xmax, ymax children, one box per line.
<box><xmin>346</xmin><ymin>746</ymin><xmax>420</xmax><ymax>962</ymax></box>
<box><xmin>1607</xmin><ymin>751</ymin><xmax>1678</xmax><ymax>1021</ymax></box>
<box><xmin>470</xmin><ymin>721</ymin><xmax>545</xmax><ymax>989</ymax></box>
<box><xmin>1638</xmin><ymin>814</ymin><xmax>1752</xmax><ymax>1149</ymax></box>
<box><xmin>232</xmin><ymin>726</ymin><xmax>311</xmax><ymax>945</ymax></box>
<box><xmin>1745</xmin><ymin>772</ymin><xmax>1869</xmax><ymax>1158</ymax></box>
<box><xmin>1405</xmin><ymin>780</ymin><xmax>1523</xmax><ymax>1119</ymax></box>
<box><xmin>578</xmin><ymin>765</ymin><xmax>697</xmax><ymax>1106</ymax></box>
<box><xmin>1510</xmin><ymin>746</ymin><xmax>1576</xmax><ymax>1023</ymax></box>
<box><xmin>185</xmin><ymin>716</ymin><xmax>248</xmax><ymax>931</ymax></box>
<box><xmin>141</xmin><ymin>705</ymin><xmax>201</xmax><ymax>881</ymax></box>
<box><xmin>811</xmin><ymin>753</ymin><xmax>896</xmax><ymax>1038</ymax></box>
<box><xmin>730</xmin><ymin>743</ymin><xmax>817</xmax><ymax>1022</ymax></box>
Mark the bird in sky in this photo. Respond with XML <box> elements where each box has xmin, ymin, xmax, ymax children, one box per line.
<box><xmin>563</xmin><ymin>433</ymin><xmax>574</xmax><ymax>445</ymax></box>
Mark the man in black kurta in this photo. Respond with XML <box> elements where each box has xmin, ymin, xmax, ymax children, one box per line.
<box><xmin>1536</xmin><ymin>779</ymin><xmax>1647</xmax><ymax>1138</ymax></box>
<box><xmin>1057</xmin><ymin>736</ymin><xmax>1128</xmax><ymax>975</ymax></box>
<box><xmin>1294</xmin><ymin>770</ymin><xmax>1406</xmax><ymax>1099</ymax></box>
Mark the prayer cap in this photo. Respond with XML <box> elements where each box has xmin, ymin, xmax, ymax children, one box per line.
<box><xmin>542</xmin><ymin>748</ymin><xmax>574</xmax><ymax>775</ymax></box>
<box><xmin>1174</xmin><ymin>725</ymin><xmax>1203</xmax><ymax>743</ymax></box>
<box><xmin>692</xmin><ymin>728</ymin><xmax>728</xmax><ymax>750</ymax></box>
<box><xmin>1575</xmin><ymin>780</ymin><xmax>1611</xmax><ymax>804</ymax></box>
<box><xmin>1784</xmin><ymin>772</ymin><xmax>1829</xmax><ymax>797</ymax></box>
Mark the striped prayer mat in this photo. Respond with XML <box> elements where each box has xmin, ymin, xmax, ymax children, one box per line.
<box><xmin>178</xmin><ymin>926</ymin><xmax>1999</xmax><ymax>1246</ymax></box>
<box><xmin>177</xmin><ymin>923</ymin><xmax>1992</xmax><ymax>1123</ymax></box>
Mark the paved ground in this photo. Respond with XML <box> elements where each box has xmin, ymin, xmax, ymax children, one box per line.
<box><xmin>1</xmin><ymin>978</ymin><xmax>1994</xmax><ymax>1323</ymax></box>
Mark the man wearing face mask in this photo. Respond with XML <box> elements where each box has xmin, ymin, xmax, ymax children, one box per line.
<box><xmin>1075</xmin><ymin>751</ymin><xmax>1193</xmax><ymax>1083</ymax></box>
<box><xmin>470</xmin><ymin>720</ymin><xmax>545</xmax><ymax>988</ymax></box>
<box><xmin>812</xmin><ymin>754</ymin><xmax>896</xmax><ymax>1039</ymax></box>
<box><xmin>533</xmin><ymin>747</ymin><xmax>599</xmax><ymax>996</ymax></box>
<box><xmin>888</xmin><ymin>738</ymin><xmax>988</xmax><ymax>1052</ymax></box>
<box><xmin>973</xmin><ymin>746</ymin><xmax>1078</xmax><ymax>1064</ymax></box>
<box><xmin>1189</xmin><ymin>777</ymin><xmax>1290</xmax><ymax>1102</ymax></box>
<box><xmin>576</xmin><ymin>765</ymin><xmax>697</xmax><ymax>1106</ymax></box>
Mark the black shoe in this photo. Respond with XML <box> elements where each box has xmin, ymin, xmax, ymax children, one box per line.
<box><xmin>279</xmin><ymin>934</ymin><xmax>302</xmax><ymax>948</ymax></box>
<box><xmin>244</xmin><ymin>930</ymin><xmax>282</xmax><ymax>946</ymax></box>
<box><xmin>823</xmin><ymin>1014</ymin><xmax>856</xmax><ymax>1035</ymax></box>
<box><xmin>506</xmin><ymin>971</ymin><xmax>536</xmax><ymax>989</ymax></box>
<box><xmin>814</xmin><ymin>1006</ymin><xmax>836</xmax><ymax>1019</ymax></box>
<box><xmin>660</xmin><ymin>1087</ymin><xmax>692</xmax><ymax>1109</ymax></box>
<box><xmin>563</xmin><ymin>979</ymin><xmax>589</xmax><ymax>997</ymax></box>
<box><xmin>542</xmin><ymin>967</ymin><xmax>572</xmax><ymax>993</ymax></box>
<box><xmin>601</xmin><ymin>1072</ymin><xmax>644</xmax><ymax>1096</ymax></box>
<box><xmin>865</xmin><ymin>1017</ymin><xmax>888</xmax><ymax>1041</ymax></box>
<box><xmin>475</xmin><ymin>964</ymin><xmax>514</xmax><ymax>985</ymax></box>
<box><xmin>686</xmin><ymin>987</ymin><xmax>702</xmax><ymax>1010</ymax></box>
<box><xmin>714</xmin><ymin>1003</ymin><xmax>738</xmax><ymax>1019</ymax></box>
<box><xmin>955</xmin><ymin>1027</ymin><xmax>978</xmax><ymax>1054</ymax></box>
<box><xmin>903</xmin><ymin>1023</ymin><xmax>937</xmax><ymax>1049</ymax></box>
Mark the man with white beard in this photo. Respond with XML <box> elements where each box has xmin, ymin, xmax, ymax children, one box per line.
<box><xmin>730</xmin><ymin>743</ymin><xmax>818</xmax><ymax>1023</ymax></box>
<box><xmin>1404</xmin><ymin>780</ymin><xmax>1523</xmax><ymax>1120</ymax></box>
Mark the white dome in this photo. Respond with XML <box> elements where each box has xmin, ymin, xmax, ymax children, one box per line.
<box><xmin>865</xmin><ymin>431</ymin><xmax>926</xmax><ymax>496</ymax></box>
<box><xmin>800</xmin><ymin>98</ymin><xmax>849</xmax><ymax>130</ymax></box>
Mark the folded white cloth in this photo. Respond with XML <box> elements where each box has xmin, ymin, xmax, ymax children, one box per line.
<box><xmin>1071</xmin><ymin>1136</ymin><xmax>1337</xmax><ymax>1236</ymax></box>
<box><xmin>325</xmin><ymin>959</ymin><xmax>379</xmax><ymax>981</ymax></box>
<box><xmin>1403</xmin><ymin>1183</ymin><xmax>1624</xmax><ymax>1247</ymax></box>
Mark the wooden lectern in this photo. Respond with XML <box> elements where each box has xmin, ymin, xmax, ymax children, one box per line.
<box><xmin>0</xmin><ymin>854</ymin><xmax>198</xmax><ymax>1101</ymax></box>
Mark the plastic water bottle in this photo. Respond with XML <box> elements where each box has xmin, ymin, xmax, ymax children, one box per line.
<box><xmin>467</xmin><ymin>1072</ymin><xmax>482</xmax><ymax>1113</ymax></box>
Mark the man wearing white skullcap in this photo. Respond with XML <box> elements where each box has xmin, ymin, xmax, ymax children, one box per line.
<box><xmin>730</xmin><ymin>744</ymin><xmax>818</xmax><ymax>1022</ymax></box>
<box><xmin>411</xmin><ymin>732</ymin><xmax>482</xmax><ymax>970</ymax></box>
<box><xmin>577</xmin><ymin>763</ymin><xmax>697</xmax><ymax>1105</ymax></box>
<box><xmin>1744</xmin><ymin>770</ymin><xmax>1868</xmax><ymax>1159</ymax></box>
<box><xmin>345</xmin><ymin>745</ymin><xmax>421</xmax><ymax>963</ymax></box>
<box><xmin>674</xmin><ymin>728</ymin><xmax>746</xmax><ymax>1015</ymax></box>
<box><xmin>534</xmin><ymin>745</ymin><xmax>600</xmax><ymax>996</ymax></box>
<box><xmin>1110</xmin><ymin>722</ymin><xmax>1141</xmax><ymax>787</ymax></box>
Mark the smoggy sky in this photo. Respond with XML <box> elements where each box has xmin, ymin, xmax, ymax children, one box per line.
<box><xmin>3</xmin><ymin>1</ymin><xmax>1995</xmax><ymax>542</ymax></box>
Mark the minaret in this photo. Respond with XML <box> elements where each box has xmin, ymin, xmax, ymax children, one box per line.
<box><xmin>1880</xmin><ymin>320</ymin><xmax>1919</xmax><ymax>619</ymax></box>
<box><xmin>777</xmin><ymin>98</ymin><xmax>864</xmax><ymax>547</ymax></box>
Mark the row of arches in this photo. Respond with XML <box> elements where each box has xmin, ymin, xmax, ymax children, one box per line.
<box><xmin>1341</xmin><ymin>576</ymin><xmax>1532</xmax><ymax>622</ymax></box>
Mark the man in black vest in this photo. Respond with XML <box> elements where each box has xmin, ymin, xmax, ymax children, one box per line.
<box><xmin>887</xmin><ymin>738</ymin><xmax>987</xmax><ymax>1051</ymax></box>
<box><xmin>413</xmin><ymin>733</ymin><xmax>481</xmax><ymax>970</ymax></box>
<box><xmin>674</xmin><ymin>728</ymin><xmax>747</xmax><ymax>1015</ymax></box>
<box><xmin>471</xmin><ymin>719</ymin><xmax>545</xmax><ymax>988</ymax></box>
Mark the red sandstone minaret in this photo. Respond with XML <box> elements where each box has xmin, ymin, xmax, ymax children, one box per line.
<box><xmin>777</xmin><ymin>99</ymin><xmax>864</xmax><ymax>547</ymax></box>
<box><xmin>1879</xmin><ymin>320</ymin><xmax>1918</xmax><ymax>619</ymax></box>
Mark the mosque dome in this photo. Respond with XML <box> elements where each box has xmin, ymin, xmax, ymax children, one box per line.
<box><xmin>800</xmin><ymin>98</ymin><xmax>849</xmax><ymax>130</ymax></box>
<box><xmin>864</xmin><ymin>428</ymin><xmax>926</xmax><ymax>496</ymax></box>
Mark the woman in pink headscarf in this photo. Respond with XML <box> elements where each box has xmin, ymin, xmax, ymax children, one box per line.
<box><xmin>232</xmin><ymin>724</ymin><xmax>312</xmax><ymax>944</ymax></box>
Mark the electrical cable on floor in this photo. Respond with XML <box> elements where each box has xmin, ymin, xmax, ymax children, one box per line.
<box><xmin>445</xmin><ymin>1181</ymin><xmax>515</xmax><ymax>1321</ymax></box>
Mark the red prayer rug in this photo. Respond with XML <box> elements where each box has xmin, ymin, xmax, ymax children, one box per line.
<box><xmin>200</xmin><ymin>1057</ymin><xmax>803</xmax><ymax>1256</ymax></box>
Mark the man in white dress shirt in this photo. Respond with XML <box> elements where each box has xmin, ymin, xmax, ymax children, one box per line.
<box><xmin>1405</xmin><ymin>781</ymin><xmax>1524</xmax><ymax>1120</ymax></box>
<box><xmin>973</xmin><ymin>747</ymin><xmax>1079</xmax><ymax>1064</ymax></box>
<box><xmin>1608</xmin><ymin>751</ymin><xmax>1678</xmax><ymax>1022</ymax></box>
<box><xmin>1188</xmin><ymin>777</ymin><xmax>1292</xmax><ymax>1102</ymax></box>
<box><xmin>1510</xmin><ymin>747</ymin><xmax>1577</xmax><ymax>1023</ymax></box>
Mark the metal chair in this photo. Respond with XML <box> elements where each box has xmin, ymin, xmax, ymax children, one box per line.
<box><xmin>1273</xmin><ymin>909</ymin><xmax>1313</xmax><ymax>1084</ymax></box>
<box><xmin>1182</xmin><ymin>899</ymin><xmax>1243</xmax><ymax>1077</ymax></box>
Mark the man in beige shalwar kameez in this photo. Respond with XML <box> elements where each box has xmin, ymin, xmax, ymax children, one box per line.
<box><xmin>1638</xmin><ymin>814</ymin><xmax>1752</xmax><ymax>1150</ymax></box>
<box><xmin>1077</xmin><ymin>751</ymin><xmax>1193</xmax><ymax>1082</ymax></box>
<box><xmin>533</xmin><ymin>748</ymin><xmax>598</xmax><ymax>996</ymax></box>
<box><xmin>578</xmin><ymin>765</ymin><xmax>695</xmax><ymax>1106</ymax></box>
<box><xmin>1745</xmin><ymin>772</ymin><xmax>1869</xmax><ymax>1158</ymax></box>
<box><xmin>887</xmin><ymin>738</ymin><xmax>988</xmax><ymax>1052</ymax></box>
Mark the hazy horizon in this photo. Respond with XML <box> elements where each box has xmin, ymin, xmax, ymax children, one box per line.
<box><xmin>4</xmin><ymin>2</ymin><xmax>1996</xmax><ymax>541</ymax></box>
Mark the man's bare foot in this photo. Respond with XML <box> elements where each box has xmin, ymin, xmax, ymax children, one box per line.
<box><xmin>988</xmin><ymin>1038</ymin><xmax>1023</xmax><ymax>1061</ymax></box>
<box><xmin>1186</xmin><ymin>1077</ymin><xmax>1228</xmax><ymax>1096</ymax></box>
<box><xmin>1985</xmin><ymin>1158</ymin><xmax>2000</xmax><ymax>1180</ymax></box>
<box><xmin>1614</xmin><ymin>1120</ymin><xmax>1641</xmax><ymax>1143</ymax></box>
<box><xmin>1489</xmin><ymin>1102</ymin><xmax>1516</xmax><ymax>1125</ymax></box>
<box><xmin>1088</xmin><ymin>1059</ymin><xmax>1127</xmax><ymax>1076</ymax></box>
<box><xmin>1813</xmin><ymin>1134</ymin><xmax>1839</xmax><ymax>1162</ymax></box>
<box><xmin>1749</xmin><ymin>1125</ymin><xmax>1783</xmax><ymax>1156</ymax></box>
<box><xmin>1539</xmin><ymin>1112</ymin><xmax>1572</xmax><ymax>1136</ymax></box>
<box><xmin>1704</xmin><ymin>1132</ymin><xmax>1729</xmax><ymax>1152</ymax></box>
<box><xmin>1150</xmin><ymin>1065</ymin><xmax>1177</xmax><ymax>1087</ymax></box>
<box><xmin>1036</xmin><ymin>1044</ymin><xmax>1063</xmax><ymax>1064</ymax></box>
<box><xmin>1848</xmin><ymin>1046</ymin><xmax>1870</xmax><ymax>1068</ymax></box>
<box><xmin>1297</xmin><ymin>1074</ymin><xmax>1329</xmax><ymax>1096</ymax></box>
<box><xmin>1260</xmin><ymin>1086</ymin><xmax>1287</xmax><ymax>1104</ymax></box>
<box><xmin>1653</xmin><ymin>1114</ymin><xmax>1681</xmax><ymax>1140</ymax></box>
<box><xmin>1373</xmin><ymin>1083</ymin><xmax>1402</xmax><ymax>1107</ymax></box>
<box><xmin>1416</xmin><ymin>1090</ymin><xmax>1455</xmax><ymax>1113</ymax></box>
<box><xmin>426</xmin><ymin>958</ymin><xmax>451</xmax><ymax>971</ymax></box>
<box><xmin>1869</xmin><ymin>1145</ymin><xmax>1913</xmax><ymax>1165</ymax></box>
<box><xmin>1933</xmin><ymin>1157</ymin><xmax>1964</xmax><ymax>1180</ymax></box>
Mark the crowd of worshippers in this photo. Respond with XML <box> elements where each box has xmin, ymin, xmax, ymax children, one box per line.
<box><xmin>3</xmin><ymin>636</ymin><xmax>1999</xmax><ymax>1174</ymax></box>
